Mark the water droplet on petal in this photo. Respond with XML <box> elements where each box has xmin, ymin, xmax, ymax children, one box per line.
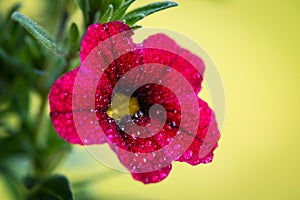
<box><xmin>169</xmin><ymin>121</ymin><xmax>177</xmax><ymax>127</ymax></box>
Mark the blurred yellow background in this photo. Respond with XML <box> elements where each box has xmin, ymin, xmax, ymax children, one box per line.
<box><xmin>1</xmin><ymin>0</ymin><xmax>300</xmax><ymax>199</ymax></box>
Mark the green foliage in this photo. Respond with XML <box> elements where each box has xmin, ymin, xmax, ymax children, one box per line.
<box><xmin>25</xmin><ymin>175</ymin><xmax>73</xmax><ymax>200</ymax></box>
<box><xmin>75</xmin><ymin>0</ymin><xmax>178</xmax><ymax>27</ymax></box>
<box><xmin>100</xmin><ymin>4</ymin><xmax>114</xmax><ymax>23</ymax></box>
<box><xmin>123</xmin><ymin>1</ymin><xmax>178</xmax><ymax>24</ymax></box>
<box><xmin>111</xmin><ymin>0</ymin><xmax>135</xmax><ymax>21</ymax></box>
<box><xmin>11</xmin><ymin>12</ymin><xmax>64</xmax><ymax>56</ymax></box>
<box><xmin>68</xmin><ymin>23</ymin><xmax>80</xmax><ymax>52</ymax></box>
<box><xmin>124</xmin><ymin>13</ymin><xmax>145</xmax><ymax>26</ymax></box>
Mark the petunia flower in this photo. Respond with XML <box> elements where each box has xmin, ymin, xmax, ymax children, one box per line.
<box><xmin>49</xmin><ymin>21</ymin><xmax>220</xmax><ymax>184</ymax></box>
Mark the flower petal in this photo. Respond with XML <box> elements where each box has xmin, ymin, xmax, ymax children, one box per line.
<box><xmin>80</xmin><ymin>21</ymin><xmax>132</xmax><ymax>62</ymax></box>
<box><xmin>177</xmin><ymin>99</ymin><xmax>220</xmax><ymax>165</ymax></box>
<box><xmin>49</xmin><ymin>68</ymin><xmax>78</xmax><ymax>113</ymax></box>
<box><xmin>49</xmin><ymin>68</ymin><xmax>109</xmax><ymax>145</ymax></box>
<box><xmin>143</xmin><ymin>34</ymin><xmax>204</xmax><ymax>93</ymax></box>
<box><xmin>106</xmin><ymin>114</ymin><xmax>179</xmax><ymax>174</ymax></box>
<box><xmin>50</xmin><ymin>111</ymin><xmax>106</xmax><ymax>145</ymax></box>
<box><xmin>131</xmin><ymin>164</ymin><xmax>172</xmax><ymax>184</ymax></box>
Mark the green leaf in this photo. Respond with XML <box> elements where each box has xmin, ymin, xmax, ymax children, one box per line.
<box><xmin>11</xmin><ymin>12</ymin><xmax>64</xmax><ymax>56</ymax></box>
<box><xmin>68</xmin><ymin>23</ymin><xmax>79</xmax><ymax>50</ymax></box>
<box><xmin>109</xmin><ymin>0</ymin><xmax>125</xmax><ymax>10</ymax></box>
<box><xmin>124</xmin><ymin>1</ymin><xmax>178</xmax><ymax>21</ymax></box>
<box><xmin>75</xmin><ymin>0</ymin><xmax>85</xmax><ymax>12</ymax></box>
<box><xmin>42</xmin><ymin>147</ymin><xmax>71</xmax><ymax>175</ymax></box>
<box><xmin>111</xmin><ymin>0</ymin><xmax>135</xmax><ymax>21</ymax></box>
<box><xmin>124</xmin><ymin>13</ymin><xmax>145</xmax><ymax>26</ymax></box>
<box><xmin>93</xmin><ymin>9</ymin><xmax>102</xmax><ymax>23</ymax></box>
<box><xmin>0</xmin><ymin>167</ymin><xmax>23</xmax><ymax>200</ymax></box>
<box><xmin>130</xmin><ymin>25</ymin><xmax>142</xmax><ymax>30</ymax></box>
<box><xmin>25</xmin><ymin>36</ymin><xmax>42</xmax><ymax>59</ymax></box>
<box><xmin>75</xmin><ymin>0</ymin><xmax>91</xmax><ymax>26</ymax></box>
<box><xmin>0</xmin><ymin>135</ymin><xmax>25</xmax><ymax>159</ymax></box>
<box><xmin>23</xmin><ymin>176</ymin><xmax>40</xmax><ymax>190</ymax></box>
<box><xmin>27</xmin><ymin>175</ymin><xmax>73</xmax><ymax>200</ymax></box>
<box><xmin>75</xmin><ymin>0</ymin><xmax>90</xmax><ymax>17</ymax></box>
<box><xmin>12</xmin><ymin>79</ymin><xmax>30</xmax><ymax>121</ymax></box>
<box><xmin>89</xmin><ymin>0</ymin><xmax>123</xmax><ymax>13</ymax></box>
<box><xmin>0</xmin><ymin>47</ymin><xmax>34</xmax><ymax>79</ymax></box>
<box><xmin>5</xmin><ymin>3</ymin><xmax>22</xmax><ymax>22</ymax></box>
<box><xmin>100</xmin><ymin>4</ymin><xmax>114</xmax><ymax>23</ymax></box>
<box><xmin>90</xmin><ymin>0</ymin><xmax>108</xmax><ymax>18</ymax></box>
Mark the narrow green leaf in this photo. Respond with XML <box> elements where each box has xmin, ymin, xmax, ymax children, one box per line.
<box><xmin>5</xmin><ymin>3</ymin><xmax>22</xmax><ymax>22</ymax></box>
<box><xmin>111</xmin><ymin>0</ymin><xmax>135</xmax><ymax>21</ymax></box>
<box><xmin>124</xmin><ymin>1</ymin><xmax>178</xmax><ymax>20</ymax></box>
<box><xmin>43</xmin><ymin>147</ymin><xmax>71</xmax><ymax>175</ymax></box>
<box><xmin>13</xmin><ymin>79</ymin><xmax>30</xmax><ymax>121</ymax></box>
<box><xmin>68</xmin><ymin>23</ymin><xmax>79</xmax><ymax>50</ymax></box>
<box><xmin>75</xmin><ymin>0</ymin><xmax>85</xmax><ymax>12</ymax></box>
<box><xmin>0</xmin><ymin>167</ymin><xmax>23</xmax><ymax>200</ymax></box>
<box><xmin>90</xmin><ymin>0</ymin><xmax>123</xmax><ymax>13</ymax></box>
<box><xmin>11</xmin><ymin>12</ymin><xmax>64</xmax><ymax>56</ymax></box>
<box><xmin>130</xmin><ymin>25</ymin><xmax>142</xmax><ymax>30</ymax></box>
<box><xmin>75</xmin><ymin>0</ymin><xmax>90</xmax><ymax>17</ymax></box>
<box><xmin>25</xmin><ymin>36</ymin><xmax>41</xmax><ymax>59</ymax></box>
<box><xmin>93</xmin><ymin>9</ymin><xmax>102</xmax><ymax>23</ymax></box>
<box><xmin>109</xmin><ymin>0</ymin><xmax>125</xmax><ymax>10</ymax></box>
<box><xmin>90</xmin><ymin>0</ymin><xmax>108</xmax><ymax>16</ymax></box>
<box><xmin>0</xmin><ymin>47</ymin><xmax>34</xmax><ymax>79</ymax></box>
<box><xmin>124</xmin><ymin>13</ymin><xmax>145</xmax><ymax>26</ymax></box>
<box><xmin>76</xmin><ymin>0</ymin><xmax>91</xmax><ymax>26</ymax></box>
<box><xmin>100</xmin><ymin>4</ymin><xmax>114</xmax><ymax>23</ymax></box>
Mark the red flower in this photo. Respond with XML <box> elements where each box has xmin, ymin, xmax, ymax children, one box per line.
<box><xmin>49</xmin><ymin>21</ymin><xmax>220</xmax><ymax>184</ymax></box>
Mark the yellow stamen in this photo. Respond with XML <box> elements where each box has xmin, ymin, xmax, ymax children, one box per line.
<box><xmin>106</xmin><ymin>94</ymin><xmax>140</xmax><ymax>120</ymax></box>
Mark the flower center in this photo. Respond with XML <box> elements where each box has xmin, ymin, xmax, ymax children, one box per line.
<box><xmin>106</xmin><ymin>94</ymin><xmax>140</xmax><ymax>120</ymax></box>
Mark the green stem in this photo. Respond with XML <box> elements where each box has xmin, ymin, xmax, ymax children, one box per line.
<box><xmin>32</xmin><ymin>93</ymin><xmax>49</xmax><ymax>177</ymax></box>
<box><xmin>0</xmin><ymin>166</ymin><xmax>28</xmax><ymax>200</ymax></box>
<box><xmin>56</xmin><ymin>9</ymin><xmax>68</xmax><ymax>43</ymax></box>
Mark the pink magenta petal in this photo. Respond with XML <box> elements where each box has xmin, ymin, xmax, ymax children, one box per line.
<box><xmin>132</xmin><ymin>164</ymin><xmax>172</xmax><ymax>184</ymax></box>
<box><xmin>50</xmin><ymin>111</ymin><xmax>106</xmax><ymax>145</ymax></box>
<box><xmin>49</xmin><ymin>68</ymin><xmax>78</xmax><ymax>113</ymax></box>
<box><xmin>80</xmin><ymin>21</ymin><xmax>133</xmax><ymax>62</ymax></box>
<box><xmin>49</xmin><ymin>68</ymin><xmax>108</xmax><ymax>145</ymax></box>
<box><xmin>143</xmin><ymin>34</ymin><xmax>204</xmax><ymax>93</ymax></box>
<box><xmin>177</xmin><ymin>99</ymin><xmax>220</xmax><ymax>165</ymax></box>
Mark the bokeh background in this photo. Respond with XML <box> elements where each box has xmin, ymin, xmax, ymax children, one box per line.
<box><xmin>1</xmin><ymin>0</ymin><xmax>300</xmax><ymax>199</ymax></box>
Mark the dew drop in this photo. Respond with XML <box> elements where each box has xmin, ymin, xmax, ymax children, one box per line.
<box><xmin>169</xmin><ymin>121</ymin><xmax>177</xmax><ymax>127</ymax></box>
<box><xmin>83</xmin><ymin>139</ymin><xmax>89</xmax><ymax>144</ymax></box>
